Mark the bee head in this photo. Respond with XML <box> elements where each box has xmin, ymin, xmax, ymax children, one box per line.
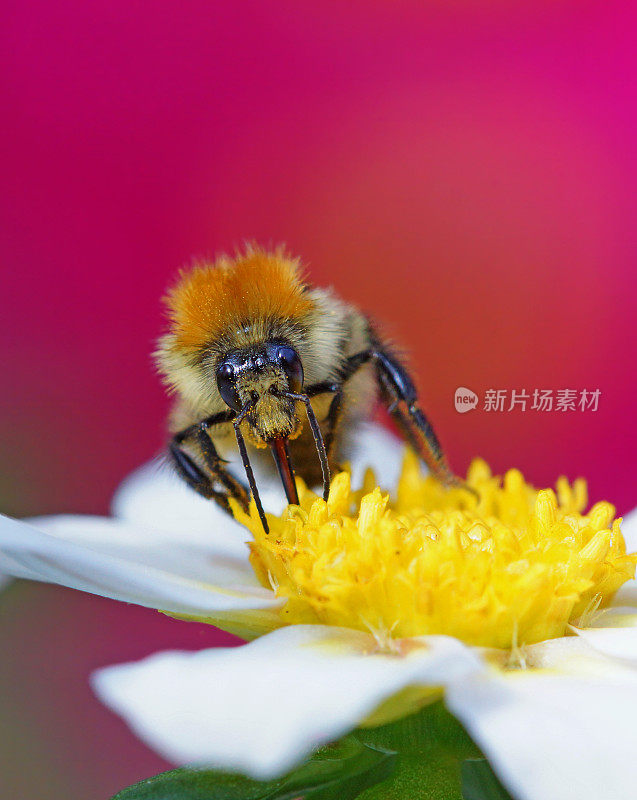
<box><xmin>215</xmin><ymin>341</ymin><xmax>304</xmax><ymax>441</ymax></box>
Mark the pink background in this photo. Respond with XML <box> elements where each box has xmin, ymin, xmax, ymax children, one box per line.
<box><xmin>1</xmin><ymin>2</ymin><xmax>636</xmax><ymax>797</ymax></box>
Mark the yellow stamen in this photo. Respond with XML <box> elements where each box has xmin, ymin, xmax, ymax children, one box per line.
<box><xmin>235</xmin><ymin>451</ymin><xmax>636</xmax><ymax>650</ymax></box>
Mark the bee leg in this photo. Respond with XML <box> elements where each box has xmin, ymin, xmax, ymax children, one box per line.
<box><xmin>305</xmin><ymin>381</ymin><xmax>343</xmax><ymax>461</ymax></box>
<box><xmin>370</xmin><ymin>345</ymin><xmax>465</xmax><ymax>488</ymax></box>
<box><xmin>194</xmin><ymin>424</ymin><xmax>250</xmax><ymax>512</ymax></box>
<box><xmin>307</xmin><ymin>346</ymin><xmax>466</xmax><ymax>489</ymax></box>
<box><xmin>168</xmin><ymin>439</ymin><xmax>233</xmax><ymax>515</ymax></box>
<box><xmin>305</xmin><ymin>345</ymin><xmax>380</xmax><ymax>460</ymax></box>
<box><xmin>323</xmin><ymin>389</ymin><xmax>343</xmax><ymax>457</ymax></box>
<box><xmin>170</xmin><ymin>411</ymin><xmax>250</xmax><ymax>515</ymax></box>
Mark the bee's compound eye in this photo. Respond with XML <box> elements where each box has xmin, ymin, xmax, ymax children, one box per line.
<box><xmin>216</xmin><ymin>362</ymin><xmax>242</xmax><ymax>411</ymax></box>
<box><xmin>276</xmin><ymin>345</ymin><xmax>304</xmax><ymax>393</ymax></box>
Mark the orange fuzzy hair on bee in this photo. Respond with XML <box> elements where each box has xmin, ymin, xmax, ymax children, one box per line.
<box><xmin>163</xmin><ymin>246</ymin><xmax>312</xmax><ymax>353</ymax></box>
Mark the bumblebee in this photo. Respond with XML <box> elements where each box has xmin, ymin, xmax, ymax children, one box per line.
<box><xmin>156</xmin><ymin>245</ymin><xmax>462</xmax><ymax>532</ymax></box>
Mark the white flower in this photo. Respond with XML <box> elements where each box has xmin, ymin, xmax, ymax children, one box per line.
<box><xmin>1</xmin><ymin>422</ymin><xmax>636</xmax><ymax>800</ymax></box>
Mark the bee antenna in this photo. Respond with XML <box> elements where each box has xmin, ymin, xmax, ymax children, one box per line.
<box><xmin>233</xmin><ymin>402</ymin><xmax>269</xmax><ymax>534</ymax></box>
<box><xmin>280</xmin><ymin>391</ymin><xmax>331</xmax><ymax>502</ymax></box>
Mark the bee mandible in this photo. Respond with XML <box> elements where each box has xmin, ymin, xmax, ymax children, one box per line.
<box><xmin>156</xmin><ymin>245</ymin><xmax>463</xmax><ymax>532</ymax></box>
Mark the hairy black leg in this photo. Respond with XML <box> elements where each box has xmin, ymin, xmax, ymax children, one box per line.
<box><xmin>307</xmin><ymin>344</ymin><xmax>466</xmax><ymax>490</ymax></box>
<box><xmin>168</xmin><ymin>440</ymin><xmax>232</xmax><ymax>514</ymax></box>
<box><xmin>323</xmin><ymin>389</ymin><xmax>343</xmax><ymax>457</ymax></box>
<box><xmin>195</xmin><ymin>423</ymin><xmax>249</xmax><ymax>510</ymax></box>
<box><xmin>174</xmin><ymin>410</ymin><xmax>236</xmax><ymax>443</ymax></box>
<box><xmin>304</xmin><ymin>349</ymin><xmax>373</xmax><ymax>460</ymax></box>
<box><xmin>170</xmin><ymin>409</ymin><xmax>250</xmax><ymax>516</ymax></box>
<box><xmin>304</xmin><ymin>350</ymin><xmax>374</xmax><ymax>403</ymax></box>
<box><xmin>370</xmin><ymin>345</ymin><xmax>467</xmax><ymax>489</ymax></box>
<box><xmin>278</xmin><ymin>390</ymin><xmax>331</xmax><ymax>501</ymax></box>
<box><xmin>232</xmin><ymin>402</ymin><xmax>269</xmax><ymax>533</ymax></box>
<box><xmin>305</xmin><ymin>381</ymin><xmax>343</xmax><ymax>460</ymax></box>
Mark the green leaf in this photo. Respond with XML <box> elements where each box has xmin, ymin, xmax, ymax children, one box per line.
<box><xmin>111</xmin><ymin>736</ymin><xmax>396</xmax><ymax>800</ymax></box>
<box><xmin>354</xmin><ymin>702</ymin><xmax>483</xmax><ymax>799</ymax></box>
<box><xmin>461</xmin><ymin>759</ymin><xmax>515</xmax><ymax>800</ymax></box>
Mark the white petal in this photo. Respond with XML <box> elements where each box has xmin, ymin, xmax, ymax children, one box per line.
<box><xmin>620</xmin><ymin>507</ymin><xmax>637</xmax><ymax>552</ymax></box>
<box><xmin>112</xmin><ymin>423</ymin><xmax>405</xmax><ymax>535</ymax></box>
<box><xmin>620</xmin><ymin>508</ymin><xmax>637</xmax><ymax>553</ymax></box>
<box><xmin>33</xmin><ymin>505</ymin><xmax>250</xmax><ymax>561</ymax></box>
<box><xmin>447</xmin><ymin>644</ymin><xmax>637</xmax><ymax>800</ymax></box>
<box><xmin>0</xmin><ymin>513</ymin><xmax>281</xmax><ymax>623</ymax></box>
<box><xmin>93</xmin><ymin>625</ymin><xmax>483</xmax><ymax>779</ymax></box>
<box><xmin>570</xmin><ymin>607</ymin><xmax>637</xmax><ymax>663</ymax></box>
<box><xmin>27</xmin><ymin>513</ymin><xmax>252</xmax><ymax>585</ymax></box>
<box><xmin>111</xmin><ymin>459</ymin><xmax>287</xmax><ymax>540</ymax></box>
<box><xmin>612</xmin><ymin>577</ymin><xmax>637</xmax><ymax>608</ymax></box>
<box><xmin>344</xmin><ymin>422</ymin><xmax>406</xmax><ymax>490</ymax></box>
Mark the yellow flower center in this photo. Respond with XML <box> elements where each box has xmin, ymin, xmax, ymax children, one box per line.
<box><xmin>236</xmin><ymin>451</ymin><xmax>636</xmax><ymax>649</ymax></box>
